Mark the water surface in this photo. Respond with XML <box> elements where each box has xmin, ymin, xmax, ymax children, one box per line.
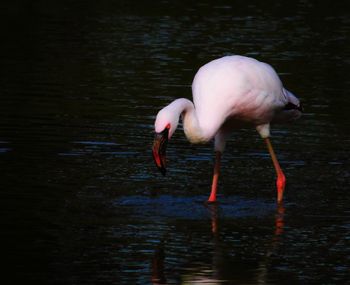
<box><xmin>1</xmin><ymin>1</ymin><xmax>349</xmax><ymax>284</ymax></box>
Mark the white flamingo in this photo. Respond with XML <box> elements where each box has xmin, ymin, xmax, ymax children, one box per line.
<box><xmin>152</xmin><ymin>55</ymin><xmax>302</xmax><ymax>203</ymax></box>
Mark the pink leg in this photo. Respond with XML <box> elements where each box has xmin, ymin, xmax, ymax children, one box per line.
<box><xmin>208</xmin><ymin>151</ymin><xmax>221</xmax><ymax>203</ymax></box>
<box><xmin>265</xmin><ymin>138</ymin><xmax>286</xmax><ymax>203</ymax></box>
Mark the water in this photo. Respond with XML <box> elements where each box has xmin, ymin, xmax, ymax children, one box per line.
<box><xmin>1</xmin><ymin>1</ymin><xmax>349</xmax><ymax>284</ymax></box>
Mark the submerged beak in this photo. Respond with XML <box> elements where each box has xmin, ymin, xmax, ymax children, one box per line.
<box><xmin>152</xmin><ymin>128</ymin><xmax>169</xmax><ymax>176</ymax></box>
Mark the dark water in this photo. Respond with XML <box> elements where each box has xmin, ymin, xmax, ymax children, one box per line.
<box><xmin>1</xmin><ymin>1</ymin><xmax>350</xmax><ymax>284</ymax></box>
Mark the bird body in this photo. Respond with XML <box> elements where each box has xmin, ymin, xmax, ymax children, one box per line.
<box><xmin>152</xmin><ymin>55</ymin><xmax>302</xmax><ymax>203</ymax></box>
<box><xmin>193</xmin><ymin>56</ymin><xmax>283</xmax><ymax>131</ymax></box>
<box><xmin>204</xmin><ymin>57</ymin><xmax>300</xmax><ymax>117</ymax></box>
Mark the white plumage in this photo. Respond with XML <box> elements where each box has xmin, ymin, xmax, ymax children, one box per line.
<box><xmin>152</xmin><ymin>55</ymin><xmax>302</xmax><ymax>203</ymax></box>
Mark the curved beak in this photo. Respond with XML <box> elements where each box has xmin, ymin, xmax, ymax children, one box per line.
<box><xmin>152</xmin><ymin>128</ymin><xmax>169</xmax><ymax>176</ymax></box>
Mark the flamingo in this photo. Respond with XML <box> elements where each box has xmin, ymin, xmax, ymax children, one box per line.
<box><xmin>152</xmin><ymin>55</ymin><xmax>302</xmax><ymax>203</ymax></box>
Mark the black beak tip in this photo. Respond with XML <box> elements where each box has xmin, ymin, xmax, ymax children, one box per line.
<box><xmin>159</xmin><ymin>167</ymin><xmax>166</xmax><ymax>176</ymax></box>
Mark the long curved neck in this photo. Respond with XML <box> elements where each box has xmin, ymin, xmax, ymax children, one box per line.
<box><xmin>170</xmin><ymin>98</ymin><xmax>211</xmax><ymax>143</ymax></box>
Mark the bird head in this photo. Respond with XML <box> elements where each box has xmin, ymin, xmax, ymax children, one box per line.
<box><xmin>152</xmin><ymin>123</ymin><xmax>170</xmax><ymax>176</ymax></box>
<box><xmin>152</xmin><ymin>106</ymin><xmax>180</xmax><ymax>176</ymax></box>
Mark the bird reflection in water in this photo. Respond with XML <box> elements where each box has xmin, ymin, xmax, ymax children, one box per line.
<box><xmin>274</xmin><ymin>203</ymin><xmax>285</xmax><ymax>237</ymax></box>
<box><xmin>151</xmin><ymin>240</ymin><xmax>167</xmax><ymax>285</ymax></box>
<box><xmin>201</xmin><ymin>203</ymin><xmax>285</xmax><ymax>284</ymax></box>
<box><xmin>256</xmin><ymin>203</ymin><xmax>285</xmax><ymax>283</ymax></box>
<box><xmin>150</xmin><ymin>203</ymin><xmax>286</xmax><ymax>284</ymax></box>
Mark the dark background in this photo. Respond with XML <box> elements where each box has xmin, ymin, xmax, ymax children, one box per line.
<box><xmin>1</xmin><ymin>1</ymin><xmax>349</xmax><ymax>284</ymax></box>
